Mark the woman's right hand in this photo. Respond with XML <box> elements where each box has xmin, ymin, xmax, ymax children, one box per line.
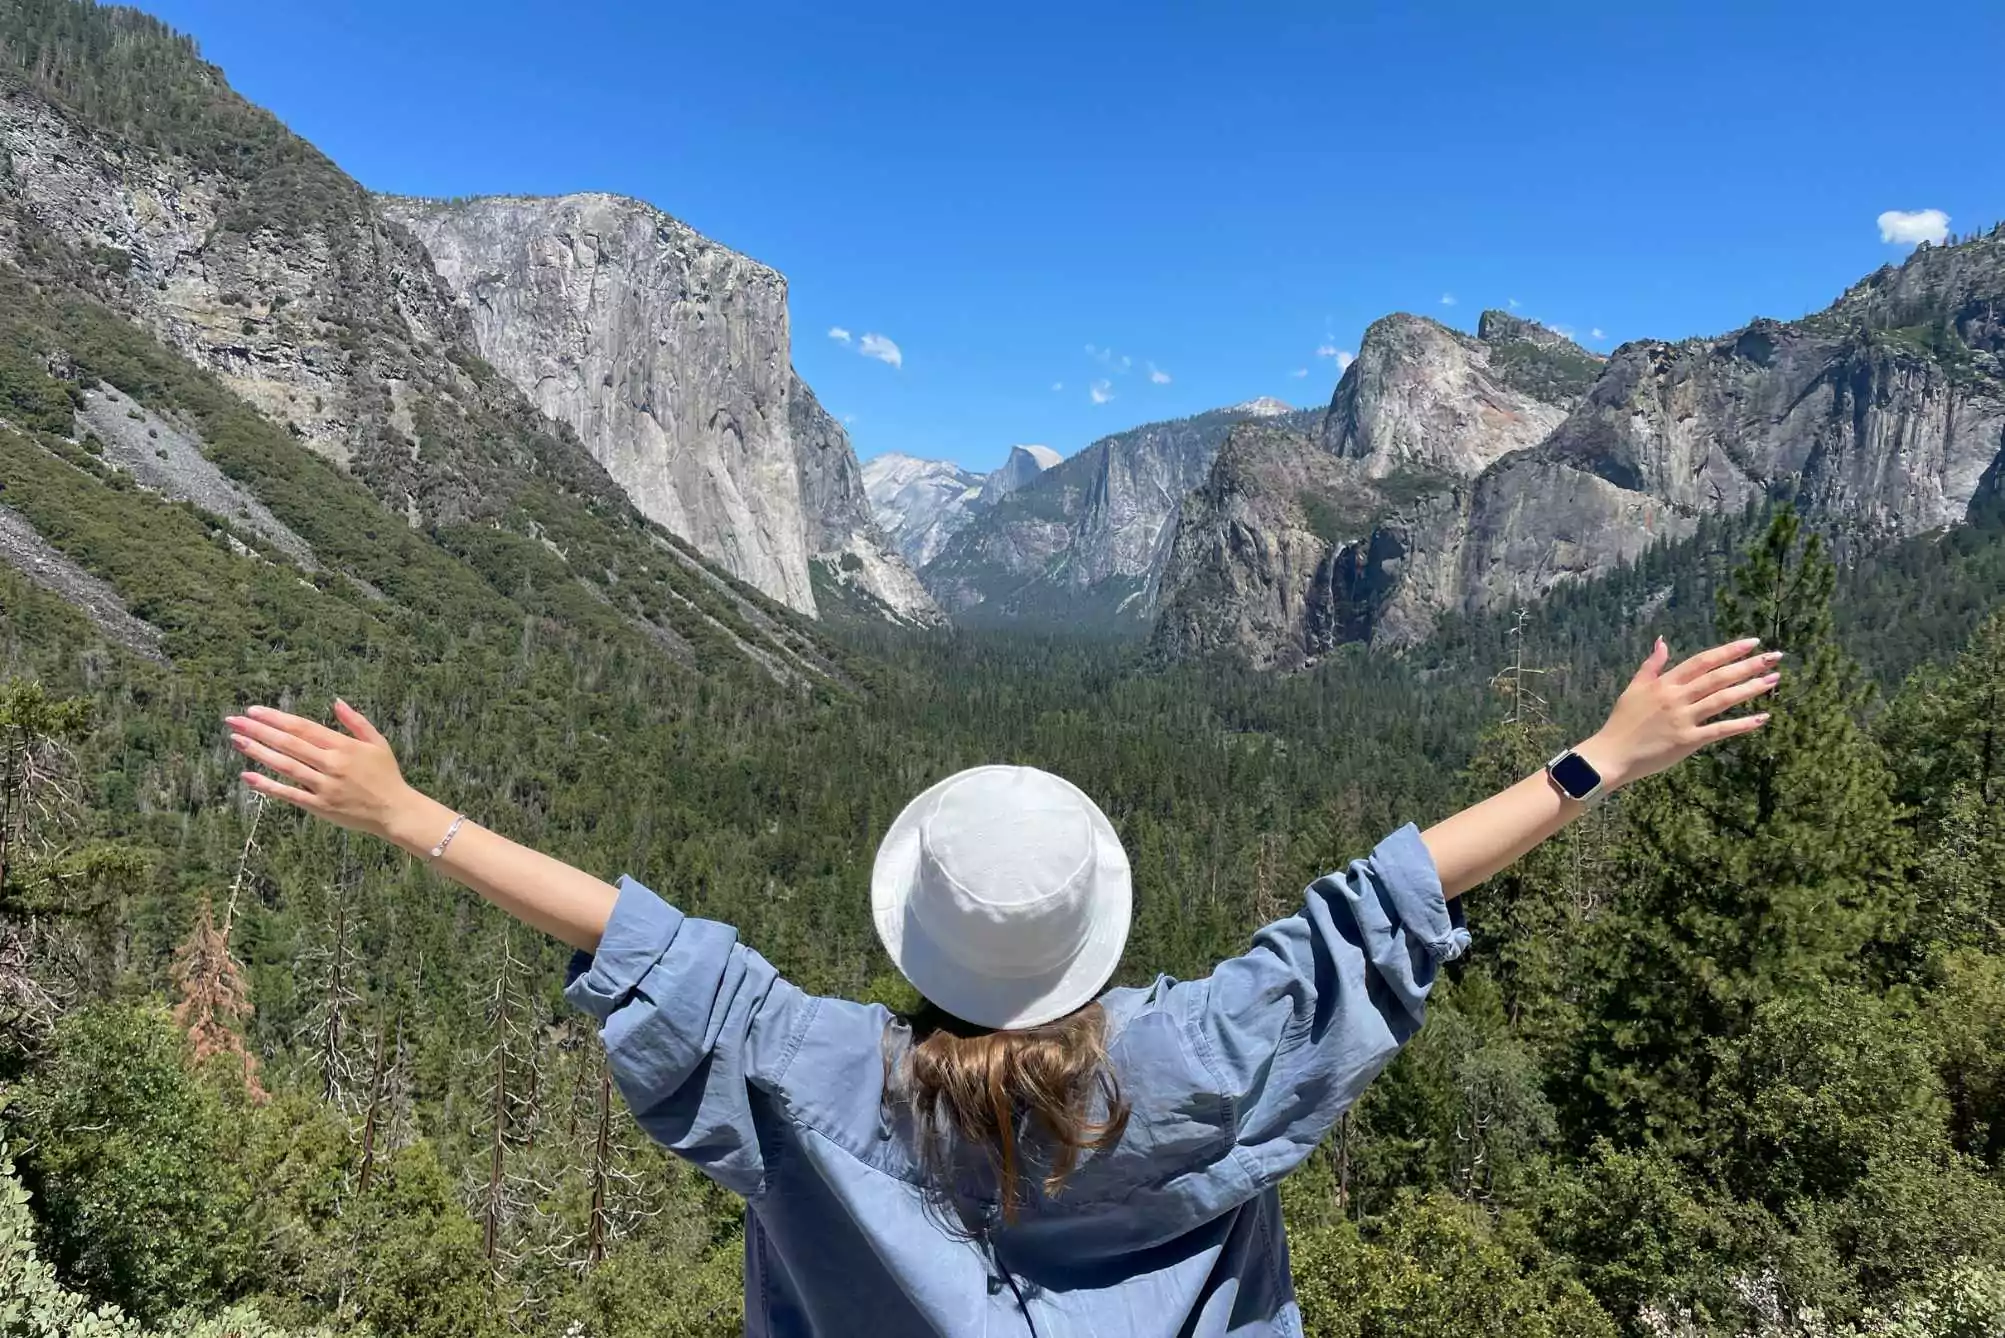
<box><xmin>227</xmin><ymin>700</ymin><xmax>422</xmax><ymax>841</ymax></box>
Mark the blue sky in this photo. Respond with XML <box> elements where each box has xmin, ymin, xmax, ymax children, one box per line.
<box><xmin>146</xmin><ymin>0</ymin><xmax>2002</xmax><ymax>473</ymax></box>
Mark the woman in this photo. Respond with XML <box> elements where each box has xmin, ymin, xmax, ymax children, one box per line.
<box><xmin>227</xmin><ymin>636</ymin><xmax>1779</xmax><ymax>1336</ymax></box>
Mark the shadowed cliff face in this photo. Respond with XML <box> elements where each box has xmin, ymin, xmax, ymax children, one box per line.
<box><xmin>379</xmin><ymin>192</ymin><xmax>935</xmax><ymax>624</ymax></box>
<box><xmin>1155</xmin><ymin>234</ymin><xmax>2005</xmax><ymax>669</ymax></box>
<box><xmin>788</xmin><ymin>373</ymin><xmax>942</xmax><ymax>626</ymax></box>
<box><xmin>916</xmin><ymin>404</ymin><xmax>1321</xmax><ymax>630</ymax></box>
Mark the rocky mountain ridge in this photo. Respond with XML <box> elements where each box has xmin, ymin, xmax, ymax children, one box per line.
<box><xmin>860</xmin><ymin>442</ymin><xmax>1063</xmax><ymax>570</ymax></box>
<box><xmin>0</xmin><ymin>2</ymin><xmax>887</xmax><ymax>684</ymax></box>
<box><xmin>1154</xmin><ymin>235</ymin><xmax>2005</xmax><ymax>669</ymax></box>
<box><xmin>379</xmin><ymin>192</ymin><xmax>937</xmax><ymax>624</ymax></box>
<box><xmin>913</xmin><ymin>401</ymin><xmax>1322</xmax><ymax>628</ymax></box>
<box><xmin>0</xmin><ymin>11</ymin><xmax>931</xmax><ymax>630</ymax></box>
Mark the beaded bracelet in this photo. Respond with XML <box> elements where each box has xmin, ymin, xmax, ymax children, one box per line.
<box><xmin>428</xmin><ymin>813</ymin><xmax>468</xmax><ymax>862</ymax></box>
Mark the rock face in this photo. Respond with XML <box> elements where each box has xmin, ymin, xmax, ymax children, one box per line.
<box><xmin>861</xmin><ymin>452</ymin><xmax>989</xmax><ymax>569</ymax></box>
<box><xmin>788</xmin><ymin>373</ymin><xmax>941</xmax><ymax>624</ymax></box>
<box><xmin>861</xmin><ymin>444</ymin><xmax>1062</xmax><ymax>572</ymax></box>
<box><xmin>1155</xmin><ymin>234</ymin><xmax>2005</xmax><ymax>668</ymax></box>
<box><xmin>0</xmin><ymin>4</ymin><xmax>892</xmax><ymax>687</ymax></box>
<box><xmin>1149</xmin><ymin>424</ymin><xmax>1384</xmax><ymax>670</ymax></box>
<box><xmin>1231</xmin><ymin>397</ymin><xmax>1298</xmax><ymax>418</ymax></box>
<box><xmin>981</xmin><ymin>444</ymin><xmax>1064</xmax><ymax>504</ymax></box>
<box><xmin>1324</xmin><ymin>313</ymin><xmax>1588</xmax><ymax>478</ymax></box>
<box><xmin>380</xmin><ymin>193</ymin><xmax>934</xmax><ymax>622</ymax></box>
<box><xmin>920</xmin><ymin>403</ymin><xmax>1321</xmax><ymax>628</ymax></box>
<box><xmin>0</xmin><ymin>71</ymin><xmax>608</xmax><ymax>528</ymax></box>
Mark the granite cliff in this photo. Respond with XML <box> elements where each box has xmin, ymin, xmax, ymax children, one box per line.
<box><xmin>861</xmin><ymin>444</ymin><xmax>1060</xmax><ymax>571</ymax></box>
<box><xmin>1154</xmin><ymin>234</ymin><xmax>2005</xmax><ymax>668</ymax></box>
<box><xmin>380</xmin><ymin>193</ymin><xmax>936</xmax><ymax>623</ymax></box>
<box><xmin>917</xmin><ymin>402</ymin><xmax>1319</xmax><ymax>629</ymax></box>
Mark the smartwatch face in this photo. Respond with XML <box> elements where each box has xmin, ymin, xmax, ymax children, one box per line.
<box><xmin>1550</xmin><ymin>751</ymin><xmax>1603</xmax><ymax>800</ymax></box>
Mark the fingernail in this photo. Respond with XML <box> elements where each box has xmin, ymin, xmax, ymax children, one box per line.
<box><xmin>1765</xmin><ymin>651</ymin><xmax>1785</xmax><ymax>662</ymax></box>
<box><xmin>1739</xmin><ymin>637</ymin><xmax>1762</xmax><ymax>648</ymax></box>
<box><xmin>230</xmin><ymin>733</ymin><xmax>248</xmax><ymax>749</ymax></box>
<box><xmin>1763</xmin><ymin>672</ymin><xmax>1780</xmax><ymax>685</ymax></box>
<box><xmin>247</xmin><ymin>705</ymin><xmax>268</xmax><ymax>717</ymax></box>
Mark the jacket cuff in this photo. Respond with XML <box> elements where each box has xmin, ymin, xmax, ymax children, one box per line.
<box><xmin>564</xmin><ymin>876</ymin><xmax>684</xmax><ymax>1020</ymax></box>
<box><xmin>1373</xmin><ymin>824</ymin><xmax>1468</xmax><ymax>963</ymax></box>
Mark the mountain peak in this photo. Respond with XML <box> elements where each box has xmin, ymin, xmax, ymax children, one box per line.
<box><xmin>1476</xmin><ymin>309</ymin><xmax>1580</xmax><ymax>351</ymax></box>
<box><xmin>1012</xmin><ymin>444</ymin><xmax>1063</xmax><ymax>470</ymax></box>
<box><xmin>1232</xmin><ymin>397</ymin><xmax>1296</xmax><ymax>418</ymax></box>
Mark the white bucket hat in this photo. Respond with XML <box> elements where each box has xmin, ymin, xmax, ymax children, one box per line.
<box><xmin>871</xmin><ymin>765</ymin><xmax>1132</xmax><ymax>1031</ymax></box>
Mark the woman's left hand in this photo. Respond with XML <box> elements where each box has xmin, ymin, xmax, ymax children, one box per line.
<box><xmin>1578</xmin><ymin>636</ymin><xmax>1781</xmax><ymax>791</ymax></box>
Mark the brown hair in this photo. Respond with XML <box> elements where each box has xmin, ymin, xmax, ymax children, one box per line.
<box><xmin>889</xmin><ymin>1002</ymin><xmax>1131</xmax><ymax>1226</ymax></box>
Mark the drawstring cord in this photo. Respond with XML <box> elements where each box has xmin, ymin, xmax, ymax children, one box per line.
<box><xmin>977</xmin><ymin>1221</ymin><xmax>1038</xmax><ymax>1336</ymax></box>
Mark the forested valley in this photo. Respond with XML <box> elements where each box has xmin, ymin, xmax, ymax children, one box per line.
<box><xmin>4</xmin><ymin>431</ymin><xmax>2003</xmax><ymax>1338</ymax></box>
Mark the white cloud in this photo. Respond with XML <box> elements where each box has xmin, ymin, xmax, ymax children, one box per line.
<box><xmin>1878</xmin><ymin>208</ymin><xmax>1949</xmax><ymax>246</ymax></box>
<box><xmin>1086</xmin><ymin>343</ymin><xmax>1134</xmax><ymax>373</ymax></box>
<box><xmin>858</xmin><ymin>333</ymin><xmax>903</xmax><ymax>369</ymax></box>
<box><xmin>1090</xmin><ymin>379</ymin><xmax>1115</xmax><ymax>404</ymax></box>
<box><xmin>842</xmin><ymin>413</ymin><xmax>858</xmax><ymax>424</ymax></box>
<box><xmin>1440</xmin><ymin>292</ymin><xmax>1457</xmax><ymax>307</ymax></box>
<box><xmin>1315</xmin><ymin>344</ymin><xmax>1340</xmax><ymax>358</ymax></box>
<box><xmin>1051</xmin><ymin>381</ymin><xmax>1064</xmax><ymax>392</ymax></box>
<box><xmin>828</xmin><ymin>326</ymin><xmax>852</xmax><ymax>344</ymax></box>
<box><xmin>1148</xmin><ymin>363</ymin><xmax>1172</xmax><ymax>384</ymax></box>
<box><xmin>1290</xmin><ymin>367</ymin><xmax>1310</xmax><ymax>378</ymax></box>
<box><xmin>1507</xmin><ymin>298</ymin><xmax>1521</xmax><ymax>310</ymax></box>
<box><xmin>1335</xmin><ymin>351</ymin><xmax>1355</xmax><ymax>371</ymax></box>
<box><xmin>1590</xmin><ymin>327</ymin><xmax>1606</xmax><ymax>340</ymax></box>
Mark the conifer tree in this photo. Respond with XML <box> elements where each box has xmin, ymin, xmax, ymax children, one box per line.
<box><xmin>1457</xmin><ymin>612</ymin><xmax>1610</xmax><ymax>1055</ymax></box>
<box><xmin>1575</xmin><ymin>508</ymin><xmax>1907</xmax><ymax>1144</ymax></box>
<box><xmin>171</xmin><ymin>798</ymin><xmax>267</xmax><ymax>1101</ymax></box>
<box><xmin>1881</xmin><ymin>607</ymin><xmax>2004</xmax><ymax>821</ymax></box>
<box><xmin>0</xmin><ymin>679</ymin><xmax>90</xmax><ymax>1044</ymax></box>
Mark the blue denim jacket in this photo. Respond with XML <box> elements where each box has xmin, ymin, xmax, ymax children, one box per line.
<box><xmin>564</xmin><ymin>824</ymin><xmax>1467</xmax><ymax>1336</ymax></box>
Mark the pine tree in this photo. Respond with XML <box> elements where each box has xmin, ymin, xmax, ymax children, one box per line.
<box><xmin>171</xmin><ymin>798</ymin><xmax>267</xmax><ymax>1101</ymax></box>
<box><xmin>1575</xmin><ymin>508</ymin><xmax>1908</xmax><ymax>1145</ymax></box>
<box><xmin>293</xmin><ymin>845</ymin><xmax>367</xmax><ymax>1111</ymax></box>
<box><xmin>1881</xmin><ymin>607</ymin><xmax>2005</xmax><ymax>827</ymax></box>
<box><xmin>0</xmin><ymin>679</ymin><xmax>92</xmax><ymax>1045</ymax></box>
<box><xmin>1457</xmin><ymin>612</ymin><xmax>1610</xmax><ymax>1056</ymax></box>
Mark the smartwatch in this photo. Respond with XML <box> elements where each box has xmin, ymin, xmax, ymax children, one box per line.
<box><xmin>1546</xmin><ymin>747</ymin><xmax>1606</xmax><ymax>804</ymax></box>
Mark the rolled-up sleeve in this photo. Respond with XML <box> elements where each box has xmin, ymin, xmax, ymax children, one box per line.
<box><xmin>564</xmin><ymin>877</ymin><xmax>815</xmax><ymax>1199</ymax></box>
<box><xmin>1184</xmin><ymin>824</ymin><xmax>1466</xmax><ymax>1187</ymax></box>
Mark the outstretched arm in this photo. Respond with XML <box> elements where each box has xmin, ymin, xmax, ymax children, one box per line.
<box><xmin>226</xmin><ymin>701</ymin><xmax>617</xmax><ymax>950</ymax></box>
<box><xmin>1422</xmin><ymin>635</ymin><xmax>1781</xmax><ymax>896</ymax></box>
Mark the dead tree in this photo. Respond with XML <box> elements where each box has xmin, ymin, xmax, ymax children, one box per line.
<box><xmin>0</xmin><ymin>680</ymin><xmax>90</xmax><ymax>1042</ymax></box>
<box><xmin>295</xmin><ymin>847</ymin><xmax>368</xmax><ymax>1111</ymax></box>
<box><xmin>1489</xmin><ymin>608</ymin><xmax>1554</xmax><ymax>732</ymax></box>
<box><xmin>470</xmin><ymin>926</ymin><xmax>550</xmax><ymax>1284</ymax></box>
<box><xmin>172</xmin><ymin>796</ymin><xmax>268</xmax><ymax>1100</ymax></box>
